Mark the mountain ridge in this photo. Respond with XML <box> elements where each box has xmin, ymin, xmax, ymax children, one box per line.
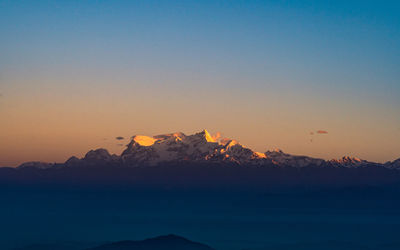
<box><xmin>10</xmin><ymin>129</ymin><xmax>400</xmax><ymax>170</ymax></box>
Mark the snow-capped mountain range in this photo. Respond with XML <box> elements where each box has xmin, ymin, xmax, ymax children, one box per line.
<box><xmin>120</xmin><ymin>130</ymin><xmax>267</xmax><ymax>166</ymax></box>
<box><xmin>15</xmin><ymin>129</ymin><xmax>400</xmax><ymax>170</ymax></box>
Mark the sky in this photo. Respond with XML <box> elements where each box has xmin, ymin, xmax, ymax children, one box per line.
<box><xmin>0</xmin><ymin>0</ymin><xmax>399</xmax><ymax>166</ymax></box>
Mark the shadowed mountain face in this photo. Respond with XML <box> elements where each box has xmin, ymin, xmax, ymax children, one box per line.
<box><xmin>87</xmin><ymin>235</ymin><xmax>214</xmax><ymax>250</ymax></box>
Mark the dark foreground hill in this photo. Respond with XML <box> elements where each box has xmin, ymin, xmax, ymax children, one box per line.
<box><xmin>87</xmin><ymin>235</ymin><xmax>214</xmax><ymax>250</ymax></box>
<box><xmin>14</xmin><ymin>235</ymin><xmax>214</xmax><ymax>250</ymax></box>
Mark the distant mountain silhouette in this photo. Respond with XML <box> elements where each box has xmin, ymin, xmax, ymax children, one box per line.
<box><xmin>86</xmin><ymin>234</ymin><xmax>215</xmax><ymax>250</ymax></box>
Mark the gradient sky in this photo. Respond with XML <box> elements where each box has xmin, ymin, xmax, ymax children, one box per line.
<box><xmin>1</xmin><ymin>0</ymin><xmax>399</xmax><ymax>166</ymax></box>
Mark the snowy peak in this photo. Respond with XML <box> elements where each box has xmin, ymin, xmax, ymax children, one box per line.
<box><xmin>153</xmin><ymin>132</ymin><xmax>186</xmax><ymax>141</ymax></box>
<box><xmin>185</xmin><ymin>130</ymin><xmax>218</xmax><ymax>146</ymax></box>
<box><xmin>329</xmin><ymin>156</ymin><xmax>368</xmax><ymax>168</ymax></box>
<box><xmin>132</xmin><ymin>135</ymin><xmax>158</xmax><ymax>146</ymax></box>
<box><xmin>197</xmin><ymin>129</ymin><xmax>215</xmax><ymax>143</ymax></box>
<box><xmin>132</xmin><ymin>132</ymin><xmax>187</xmax><ymax>146</ymax></box>
<box><xmin>221</xmin><ymin>139</ymin><xmax>240</xmax><ymax>148</ymax></box>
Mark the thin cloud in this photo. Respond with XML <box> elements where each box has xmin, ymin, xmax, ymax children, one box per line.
<box><xmin>115</xmin><ymin>136</ymin><xmax>125</xmax><ymax>140</ymax></box>
<box><xmin>316</xmin><ymin>130</ymin><xmax>328</xmax><ymax>134</ymax></box>
<box><xmin>212</xmin><ymin>132</ymin><xmax>221</xmax><ymax>141</ymax></box>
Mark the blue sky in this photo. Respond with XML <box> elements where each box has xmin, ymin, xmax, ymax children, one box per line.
<box><xmin>0</xmin><ymin>0</ymin><xmax>399</xmax><ymax>165</ymax></box>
